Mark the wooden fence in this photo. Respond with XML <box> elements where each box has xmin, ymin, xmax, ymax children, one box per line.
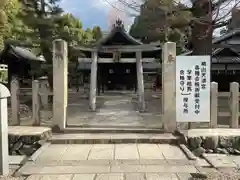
<box><xmin>9</xmin><ymin>79</ymin><xmax>240</xmax><ymax>128</ymax></box>
<box><xmin>210</xmin><ymin>82</ymin><xmax>239</xmax><ymax>128</ymax></box>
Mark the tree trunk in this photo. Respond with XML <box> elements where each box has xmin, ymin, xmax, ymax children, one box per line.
<box><xmin>191</xmin><ymin>0</ymin><xmax>213</xmax><ymax>55</ymax></box>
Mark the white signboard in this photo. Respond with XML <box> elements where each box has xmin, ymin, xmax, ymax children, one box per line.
<box><xmin>176</xmin><ymin>56</ymin><xmax>211</xmax><ymax>122</ymax></box>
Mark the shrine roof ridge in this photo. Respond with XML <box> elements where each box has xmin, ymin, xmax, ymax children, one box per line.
<box><xmin>95</xmin><ymin>19</ymin><xmax>143</xmax><ymax>46</ymax></box>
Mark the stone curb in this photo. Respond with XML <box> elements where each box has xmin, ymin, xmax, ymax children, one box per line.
<box><xmin>202</xmin><ymin>153</ymin><xmax>215</xmax><ymax>168</ymax></box>
<box><xmin>14</xmin><ymin>143</ymin><xmax>50</xmax><ymax>177</ymax></box>
<box><xmin>16</xmin><ymin>164</ymin><xmax>199</xmax><ymax>175</ymax></box>
<box><xmin>28</xmin><ymin>143</ymin><xmax>51</xmax><ymax>161</ymax></box>
<box><xmin>21</xmin><ymin>159</ymin><xmax>197</xmax><ymax>166</ymax></box>
<box><xmin>179</xmin><ymin>144</ymin><xmax>198</xmax><ymax>160</ymax></box>
<box><xmin>63</xmin><ymin>127</ymin><xmax>165</xmax><ymax>134</ymax></box>
<box><xmin>51</xmin><ymin>138</ymin><xmax>179</xmax><ymax>144</ymax></box>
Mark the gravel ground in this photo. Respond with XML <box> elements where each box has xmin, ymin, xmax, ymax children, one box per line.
<box><xmin>7</xmin><ymin>100</ymin><xmax>52</xmax><ymax>126</ymax></box>
<box><xmin>190</xmin><ymin>172</ymin><xmax>240</xmax><ymax>180</ymax></box>
<box><xmin>7</xmin><ymin>89</ymin><xmax>236</xmax><ymax>127</ymax></box>
<box><xmin>0</xmin><ymin>166</ymin><xmax>27</xmax><ymax>180</ymax></box>
<box><xmin>0</xmin><ymin>176</ymin><xmax>26</xmax><ymax>180</ymax></box>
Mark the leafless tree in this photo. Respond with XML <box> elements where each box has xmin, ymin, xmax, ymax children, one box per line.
<box><xmin>102</xmin><ymin>0</ymin><xmax>240</xmax><ymax>55</ymax></box>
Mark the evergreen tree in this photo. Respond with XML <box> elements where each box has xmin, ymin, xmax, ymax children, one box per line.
<box><xmin>0</xmin><ymin>0</ymin><xmax>20</xmax><ymax>49</ymax></box>
<box><xmin>92</xmin><ymin>26</ymin><xmax>103</xmax><ymax>41</ymax></box>
<box><xmin>129</xmin><ymin>0</ymin><xmax>191</xmax><ymax>54</ymax></box>
<box><xmin>19</xmin><ymin>0</ymin><xmax>63</xmax><ymax>63</ymax></box>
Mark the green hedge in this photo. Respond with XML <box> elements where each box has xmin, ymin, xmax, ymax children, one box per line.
<box><xmin>0</xmin><ymin>70</ymin><xmax>8</xmax><ymax>83</ymax></box>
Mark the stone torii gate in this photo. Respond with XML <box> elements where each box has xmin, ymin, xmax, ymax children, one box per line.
<box><xmin>73</xmin><ymin>44</ymin><xmax>161</xmax><ymax>112</ymax></box>
<box><xmin>52</xmin><ymin>39</ymin><xmax>177</xmax><ymax>133</ymax></box>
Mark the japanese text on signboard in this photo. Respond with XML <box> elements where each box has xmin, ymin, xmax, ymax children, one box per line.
<box><xmin>179</xmin><ymin>69</ymin><xmax>192</xmax><ymax>114</ymax></box>
<box><xmin>176</xmin><ymin>56</ymin><xmax>210</xmax><ymax>123</ymax></box>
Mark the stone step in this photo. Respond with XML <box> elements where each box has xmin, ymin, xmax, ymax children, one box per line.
<box><xmin>25</xmin><ymin>173</ymin><xmax>193</xmax><ymax>180</ymax></box>
<box><xmin>63</xmin><ymin>126</ymin><xmax>164</xmax><ymax>134</ymax></box>
<box><xmin>23</xmin><ymin>159</ymin><xmax>210</xmax><ymax>167</ymax></box>
<box><xmin>50</xmin><ymin>133</ymin><xmax>179</xmax><ymax>144</ymax></box>
<box><xmin>17</xmin><ymin>163</ymin><xmax>198</xmax><ymax>175</ymax></box>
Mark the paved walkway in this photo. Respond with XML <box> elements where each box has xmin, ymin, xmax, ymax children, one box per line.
<box><xmin>17</xmin><ymin>144</ymin><xmax>214</xmax><ymax>180</ymax></box>
<box><xmin>67</xmin><ymin>91</ymin><xmax>162</xmax><ymax>128</ymax></box>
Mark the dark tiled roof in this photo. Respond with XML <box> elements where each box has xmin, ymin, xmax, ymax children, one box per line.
<box><xmin>182</xmin><ymin>29</ymin><xmax>240</xmax><ymax>56</ymax></box>
<box><xmin>1</xmin><ymin>45</ymin><xmax>45</xmax><ymax>63</ymax></box>
<box><xmin>96</xmin><ymin>19</ymin><xmax>143</xmax><ymax>46</ymax></box>
<box><xmin>212</xmin><ymin>57</ymin><xmax>240</xmax><ymax>63</ymax></box>
<box><xmin>212</xmin><ymin>47</ymin><xmax>240</xmax><ymax>56</ymax></box>
<box><xmin>10</xmin><ymin>46</ymin><xmax>45</xmax><ymax>62</ymax></box>
<box><xmin>180</xmin><ymin>29</ymin><xmax>240</xmax><ymax>64</ymax></box>
<box><xmin>180</xmin><ymin>51</ymin><xmax>192</xmax><ymax>55</ymax></box>
<box><xmin>180</xmin><ymin>48</ymin><xmax>240</xmax><ymax>64</ymax></box>
<box><xmin>213</xmin><ymin>29</ymin><xmax>240</xmax><ymax>44</ymax></box>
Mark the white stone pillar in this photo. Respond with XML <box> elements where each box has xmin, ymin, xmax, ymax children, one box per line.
<box><xmin>136</xmin><ymin>51</ymin><xmax>145</xmax><ymax>112</ymax></box>
<box><xmin>89</xmin><ymin>51</ymin><xmax>98</xmax><ymax>111</ymax></box>
<box><xmin>162</xmin><ymin>42</ymin><xmax>177</xmax><ymax>132</ymax></box>
<box><xmin>10</xmin><ymin>78</ymin><xmax>20</xmax><ymax>125</ymax></box>
<box><xmin>230</xmin><ymin>82</ymin><xmax>239</xmax><ymax>128</ymax></box>
<box><xmin>210</xmin><ymin>82</ymin><xmax>218</xmax><ymax>128</ymax></box>
<box><xmin>52</xmin><ymin>39</ymin><xmax>68</xmax><ymax>131</ymax></box>
<box><xmin>32</xmin><ymin>80</ymin><xmax>40</xmax><ymax>126</ymax></box>
<box><xmin>0</xmin><ymin>83</ymin><xmax>10</xmax><ymax>176</ymax></box>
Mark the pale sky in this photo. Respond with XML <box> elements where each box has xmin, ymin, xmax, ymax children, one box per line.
<box><xmin>59</xmin><ymin>0</ymin><xmax>137</xmax><ymax>31</ymax></box>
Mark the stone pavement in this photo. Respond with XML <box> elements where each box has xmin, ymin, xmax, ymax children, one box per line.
<box><xmin>67</xmin><ymin>91</ymin><xmax>162</xmax><ymax>128</ymax></box>
<box><xmin>15</xmin><ymin>144</ymin><xmax>219</xmax><ymax>180</ymax></box>
<box><xmin>32</xmin><ymin>144</ymin><xmax>188</xmax><ymax>161</ymax></box>
<box><xmin>204</xmin><ymin>153</ymin><xmax>240</xmax><ymax>169</ymax></box>
<box><xmin>9</xmin><ymin>136</ymin><xmax>240</xmax><ymax>179</ymax></box>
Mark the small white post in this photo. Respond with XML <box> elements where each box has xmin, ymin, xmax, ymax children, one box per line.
<box><xmin>52</xmin><ymin>39</ymin><xmax>68</xmax><ymax>131</ymax></box>
<box><xmin>162</xmin><ymin>42</ymin><xmax>177</xmax><ymax>132</ymax></box>
<box><xmin>210</xmin><ymin>82</ymin><xmax>218</xmax><ymax>128</ymax></box>
<box><xmin>230</xmin><ymin>82</ymin><xmax>239</xmax><ymax>128</ymax></box>
<box><xmin>0</xmin><ymin>83</ymin><xmax>10</xmax><ymax>175</ymax></box>
<box><xmin>10</xmin><ymin>78</ymin><xmax>20</xmax><ymax>125</ymax></box>
<box><xmin>32</xmin><ymin>80</ymin><xmax>40</xmax><ymax>126</ymax></box>
<box><xmin>89</xmin><ymin>51</ymin><xmax>98</xmax><ymax>111</ymax></box>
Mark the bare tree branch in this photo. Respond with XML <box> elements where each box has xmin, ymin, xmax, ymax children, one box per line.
<box><xmin>108</xmin><ymin>0</ymin><xmax>239</xmax><ymax>27</ymax></box>
<box><xmin>213</xmin><ymin>19</ymin><xmax>230</xmax><ymax>28</ymax></box>
<box><xmin>103</xmin><ymin>0</ymin><xmax>138</xmax><ymax>17</ymax></box>
<box><xmin>212</xmin><ymin>0</ymin><xmax>229</xmax><ymax>10</ymax></box>
<box><xmin>214</xmin><ymin>1</ymin><xmax>240</xmax><ymax>24</ymax></box>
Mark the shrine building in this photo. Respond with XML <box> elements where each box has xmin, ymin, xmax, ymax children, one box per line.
<box><xmin>77</xmin><ymin>19</ymin><xmax>161</xmax><ymax>95</ymax></box>
<box><xmin>183</xmin><ymin>29</ymin><xmax>240</xmax><ymax>91</ymax></box>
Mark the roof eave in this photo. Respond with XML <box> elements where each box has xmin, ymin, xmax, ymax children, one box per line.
<box><xmin>213</xmin><ymin>29</ymin><xmax>240</xmax><ymax>44</ymax></box>
<box><xmin>9</xmin><ymin>45</ymin><xmax>45</xmax><ymax>62</ymax></box>
<box><xmin>96</xmin><ymin>27</ymin><xmax>143</xmax><ymax>46</ymax></box>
